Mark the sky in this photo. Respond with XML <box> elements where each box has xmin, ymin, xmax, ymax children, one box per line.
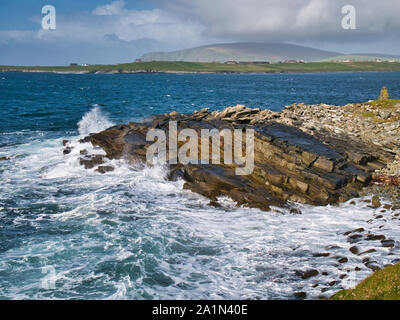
<box><xmin>0</xmin><ymin>0</ymin><xmax>399</xmax><ymax>65</ymax></box>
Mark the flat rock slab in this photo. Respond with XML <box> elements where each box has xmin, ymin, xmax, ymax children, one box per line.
<box><xmin>76</xmin><ymin>106</ymin><xmax>393</xmax><ymax>211</ymax></box>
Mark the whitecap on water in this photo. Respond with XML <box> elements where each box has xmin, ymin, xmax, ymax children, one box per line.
<box><xmin>0</xmin><ymin>107</ymin><xmax>399</xmax><ymax>300</ymax></box>
<box><xmin>77</xmin><ymin>107</ymin><xmax>114</xmax><ymax>137</ymax></box>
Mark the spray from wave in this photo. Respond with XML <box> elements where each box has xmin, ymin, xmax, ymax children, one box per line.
<box><xmin>78</xmin><ymin>107</ymin><xmax>114</xmax><ymax>136</ymax></box>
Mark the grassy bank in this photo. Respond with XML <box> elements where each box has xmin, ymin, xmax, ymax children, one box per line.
<box><xmin>332</xmin><ymin>263</ymin><xmax>400</xmax><ymax>300</ymax></box>
<box><xmin>2</xmin><ymin>61</ymin><xmax>400</xmax><ymax>74</ymax></box>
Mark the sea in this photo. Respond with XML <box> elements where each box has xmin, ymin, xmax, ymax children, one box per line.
<box><xmin>0</xmin><ymin>71</ymin><xmax>400</xmax><ymax>299</ymax></box>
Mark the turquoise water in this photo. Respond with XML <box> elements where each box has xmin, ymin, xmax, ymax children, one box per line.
<box><xmin>0</xmin><ymin>72</ymin><xmax>400</xmax><ymax>299</ymax></box>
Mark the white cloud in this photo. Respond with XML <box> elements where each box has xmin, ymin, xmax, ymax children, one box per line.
<box><xmin>0</xmin><ymin>1</ymin><xmax>207</xmax><ymax>49</ymax></box>
<box><xmin>93</xmin><ymin>0</ymin><xmax>126</xmax><ymax>16</ymax></box>
<box><xmin>159</xmin><ymin>0</ymin><xmax>400</xmax><ymax>44</ymax></box>
<box><xmin>1</xmin><ymin>0</ymin><xmax>399</xmax><ymax>59</ymax></box>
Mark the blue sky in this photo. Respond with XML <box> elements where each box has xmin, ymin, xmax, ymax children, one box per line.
<box><xmin>0</xmin><ymin>0</ymin><xmax>154</xmax><ymax>30</ymax></box>
<box><xmin>0</xmin><ymin>0</ymin><xmax>399</xmax><ymax>66</ymax></box>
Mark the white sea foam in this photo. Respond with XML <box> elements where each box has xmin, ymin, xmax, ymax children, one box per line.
<box><xmin>0</xmin><ymin>108</ymin><xmax>399</xmax><ymax>300</ymax></box>
<box><xmin>77</xmin><ymin>107</ymin><xmax>114</xmax><ymax>136</ymax></box>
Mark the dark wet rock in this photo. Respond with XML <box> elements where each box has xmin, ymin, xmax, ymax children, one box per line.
<box><xmin>359</xmin><ymin>248</ymin><xmax>377</xmax><ymax>256</ymax></box>
<box><xmin>96</xmin><ymin>166</ymin><xmax>114</xmax><ymax>174</ymax></box>
<box><xmin>365</xmin><ymin>262</ymin><xmax>381</xmax><ymax>272</ymax></box>
<box><xmin>297</xmin><ymin>269</ymin><xmax>319</xmax><ymax>279</ymax></box>
<box><xmin>374</xmin><ymin>215</ymin><xmax>383</xmax><ymax>219</ymax></box>
<box><xmin>208</xmin><ymin>201</ymin><xmax>222</xmax><ymax>208</ymax></box>
<box><xmin>365</xmin><ymin>234</ymin><xmax>386</xmax><ymax>241</ymax></box>
<box><xmin>294</xmin><ymin>292</ymin><xmax>307</xmax><ymax>299</ymax></box>
<box><xmin>62</xmin><ymin>140</ymin><xmax>69</xmax><ymax>146</ymax></box>
<box><xmin>322</xmin><ymin>272</ymin><xmax>329</xmax><ymax>276</ymax></box>
<box><xmin>79</xmin><ymin>155</ymin><xmax>106</xmax><ymax>169</ymax></box>
<box><xmin>338</xmin><ymin>257</ymin><xmax>349</xmax><ymax>264</ymax></box>
<box><xmin>77</xmin><ymin>105</ymin><xmax>396</xmax><ymax>211</ymax></box>
<box><xmin>0</xmin><ymin>156</ymin><xmax>10</xmax><ymax>161</ymax></box>
<box><xmin>63</xmin><ymin>147</ymin><xmax>72</xmax><ymax>155</ymax></box>
<box><xmin>80</xmin><ymin>149</ymin><xmax>89</xmax><ymax>156</ymax></box>
<box><xmin>290</xmin><ymin>208</ymin><xmax>302</xmax><ymax>215</ymax></box>
<box><xmin>383</xmin><ymin>204</ymin><xmax>392</xmax><ymax>210</ymax></box>
<box><xmin>313</xmin><ymin>253</ymin><xmax>330</xmax><ymax>257</ymax></box>
<box><xmin>362</xmin><ymin>257</ymin><xmax>371</xmax><ymax>264</ymax></box>
<box><xmin>355</xmin><ymin>267</ymin><xmax>362</xmax><ymax>271</ymax></box>
<box><xmin>381</xmin><ymin>240</ymin><xmax>395</xmax><ymax>248</ymax></box>
<box><xmin>329</xmin><ymin>281</ymin><xmax>338</xmax><ymax>286</ymax></box>
<box><xmin>339</xmin><ymin>274</ymin><xmax>347</xmax><ymax>280</ymax></box>
<box><xmin>344</xmin><ymin>228</ymin><xmax>365</xmax><ymax>236</ymax></box>
<box><xmin>349</xmin><ymin>246</ymin><xmax>360</xmax><ymax>255</ymax></box>
<box><xmin>347</xmin><ymin>234</ymin><xmax>363</xmax><ymax>243</ymax></box>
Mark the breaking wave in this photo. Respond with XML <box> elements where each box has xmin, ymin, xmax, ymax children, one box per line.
<box><xmin>0</xmin><ymin>106</ymin><xmax>399</xmax><ymax>300</ymax></box>
<box><xmin>78</xmin><ymin>107</ymin><xmax>114</xmax><ymax>136</ymax></box>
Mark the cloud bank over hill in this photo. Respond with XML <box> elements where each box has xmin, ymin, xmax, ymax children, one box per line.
<box><xmin>0</xmin><ymin>0</ymin><xmax>399</xmax><ymax>65</ymax></box>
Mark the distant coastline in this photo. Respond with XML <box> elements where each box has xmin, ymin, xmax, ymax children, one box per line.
<box><xmin>2</xmin><ymin>61</ymin><xmax>400</xmax><ymax>75</ymax></box>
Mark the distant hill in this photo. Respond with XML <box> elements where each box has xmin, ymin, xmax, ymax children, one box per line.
<box><xmin>353</xmin><ymin>53</ymin><xmax>400</xmax><ymax>60</ymax></box>
<box><xmin>140</xmin><ymin>43</ymin><xmax>342</xmax><ymax>63</ymax></box>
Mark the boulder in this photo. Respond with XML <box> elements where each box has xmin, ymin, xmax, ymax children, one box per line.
<box><xmin>79</xmin><ymin>155</ymin><xmax>106</xmax><ymax>169</ymax></box>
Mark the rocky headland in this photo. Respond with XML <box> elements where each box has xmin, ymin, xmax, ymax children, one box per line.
<box><xmin>70</xmin><ymin>88</ymin><xmax>400</xmax><ymax>213</ymax></box>
<box><xmin>58</xmin><ymin>89</ymin><xmax>400</xmax><ymax>299</ymax></box>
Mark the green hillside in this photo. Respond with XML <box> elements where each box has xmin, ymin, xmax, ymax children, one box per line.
<box><xmin>2</xmin><ymin>61</ymin><xmax>400</xmax><ymax>74</ymax></box>
<box><xmin>141</xmin><ymin>43</ymin><xmax>341</xmax><ymax>63</ymax></box>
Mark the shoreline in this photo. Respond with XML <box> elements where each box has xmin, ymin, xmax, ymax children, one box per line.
<box><xmin>2</xmin><ymin>69</ymin><xmax>400</xmax><ymax>75</ymax></box>
<box><xmin>2</xmin><ymin>61</ymin><xmax>400</xmax><ymax>75</ymax></box>
<box><xmin>71</xmin><ymin>96</ymin><xmax>400</xmax><ymax>299</ymax></box>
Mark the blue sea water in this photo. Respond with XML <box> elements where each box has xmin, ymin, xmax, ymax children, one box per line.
<box><xmin>0</xmin><ymin>72</ymin><xmax>400</xmax><ymax>300</ymax></box>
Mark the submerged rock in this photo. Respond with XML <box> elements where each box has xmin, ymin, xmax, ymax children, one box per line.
<box><xmin>381</xmin><ymin>239</ymin><xmax>395</xmax><ymax>248</ymax></box>
<box><xmin>297</xmin><ymin>269</ymin><xmax>319</xmax><ymax>279</ymax></box>
<box><xmin>79</xmin><ymin>155</ymin><xmax>106</xmax><ymax>169</ymax></box>
<box><xmin>63</xmin><ymin>147</ymin><xmax>72</xmax><ymax>155</ymax></box>
<box><xmin>0</xmin><ymin>156</ymin><xmax>9</xmax><ymax>161</ymax></box>
<box><xmin>294</xmin><ymin>292</ymin><xmax>307</xmax><ymax>299</ymax></box>
<box><xmin>96</xmin><ymin>165</ymin><xmax>114</xmax><ymax>174</ymax></box>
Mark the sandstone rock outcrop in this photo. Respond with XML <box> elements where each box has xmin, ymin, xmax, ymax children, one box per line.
<box><xmin>75</xmin><ymin>99</ymin><xmax>399</xmax><ymax>211</ymax></box>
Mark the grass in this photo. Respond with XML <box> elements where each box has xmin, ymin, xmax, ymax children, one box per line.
<box><xmin>364</xmin><ymin>99</ymin><xmax>400</xmax><ymax>109</ymax></box>
<box><xmin>352</xmin><ymin>99</ymin><xmax>400</xmax><ymax>122</ymax></box>
<box><xmin>2</xmin><ymin>61</ymin><xmax>400</xmax><ymax>74</ymax></box>
<box><xmin>331</xmin><ymin>263</ymin><xmax>400</xmax><ymax>300</ymax></box>
<box><xmin>360</xmin><ymin>111</ymin><xmax>375</xmax><ymax>118</ymax></box>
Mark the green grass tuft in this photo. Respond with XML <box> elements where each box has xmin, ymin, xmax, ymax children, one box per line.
<box><xmin>331</xmin><ymin>263</ymin><xmax>400</xmax><ymax>300</ymax></box>
<box><xmin>364</xmin><ymin>99</ymin><xmax>400</xmax><ymax>109</ymax></box>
